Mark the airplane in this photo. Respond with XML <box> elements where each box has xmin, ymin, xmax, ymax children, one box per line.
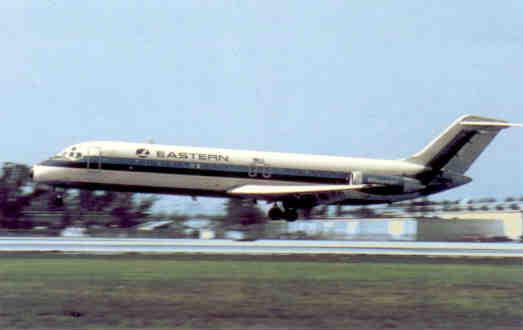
<box><xmin>32</xmin><ymin>115</ymin><xmax>522</xmax><ymax>221</ymax></box>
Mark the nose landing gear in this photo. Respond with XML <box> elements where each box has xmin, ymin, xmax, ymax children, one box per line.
<box><xmin>268</xmin><ymin>204</ymin><xmax>298</xmax><ymax>222</ymax></box>
<box><xmin>51</xmin><ymin>187</ymin><xmax>65</xmax><ymax>208</ymax></box>
<box><xmin>53</xmin><ymin>194</ymin><xmax>64</xmax><ymax>207</ymax></box>
<box><xmin>268</xmin><ymin>205</ymin><xmax>283</xmax><ymax>220</ymax></box>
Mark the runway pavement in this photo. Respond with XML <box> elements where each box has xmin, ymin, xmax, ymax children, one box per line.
<box><xmin>0</xmin><ymin>237</ymin><xmax>522</xmax><ymax>257</ymax></box>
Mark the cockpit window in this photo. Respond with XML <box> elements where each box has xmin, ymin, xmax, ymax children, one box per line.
<box><xmin>50</xmin><ymin>145</ymin><xmax>84</xmax><ymax>161</ymax></box>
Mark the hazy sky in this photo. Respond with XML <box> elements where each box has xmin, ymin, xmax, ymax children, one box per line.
<box><xmin>1</xmin><ymin>1</ymin><xmax>522</xmax><ymax>213</ymax></box>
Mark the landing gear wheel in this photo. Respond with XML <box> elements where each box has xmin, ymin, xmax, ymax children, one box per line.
<box><xmin>283</xmin><ymin>209</ymin><xmax>298</xmax><ymax>222</ymax></box>
<box><xmin>53</xmin><ymin>194</ymin><xmax>64</xmax><ymax>207</ymax></box>
<box><xmin>268</xmin><ymin>206</ymin><xmax>283</xmax><ymax>220</ymax></box>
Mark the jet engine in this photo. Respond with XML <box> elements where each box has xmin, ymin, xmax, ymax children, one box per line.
<box><xmin>352</xmin><ymin>172</ymin><xmax>425</xmax><ymax>193</ymax></box>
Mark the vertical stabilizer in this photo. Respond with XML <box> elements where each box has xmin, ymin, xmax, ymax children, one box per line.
<box><xmin>406</xmin><ymin>115</ymin><xmax>510</xmax><ymax>174</ymax></box>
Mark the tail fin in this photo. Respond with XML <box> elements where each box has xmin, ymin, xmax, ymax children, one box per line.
<box><xmin>406</xmin><ymin>115</ymin><xmax>521</xmax><ymax>174</ymax></box>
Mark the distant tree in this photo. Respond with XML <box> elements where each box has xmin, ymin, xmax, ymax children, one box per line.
<box><xmin>419</xmin><ymin>206</ymin><xmax>435</xmax><ymax>215</ymax></box>
<box><xmin>509</xmin><ymin>203</ymin><xmax>520</xmax><ymax>211</ymax></box>
<box><xmin>441</xmin><ymin>200</ymin><xmax>453</xmax><ymax>212</ymax></box>
<box><xmin>0</xmin><ymin>163</ymin><xmax>45</xmax><ymax>228</ymax></box>
<box><xmin>224</xmin><ymin>198</ymin><xmax>265</xmax><ymax>226</ymax></box>
<box><xmin>505</xmin><ymin>197</ymin><xmax>516</xmax><ymax>202</ymax></box>
<box><xmin>405</xmin><ymin>205</ymin><xmax>417</xmax><ymax>214</ymax></box>
<box><xmin>394</xmin><ymin>202</ymin><xmax>409</xmax><ymax>208</ymax></box>
<box><xmin>62</xmin><ymin>190</ymin><xmax>116</xmax><ymax>227</ymax></box>
<box><xmin>478</xmin><ymin>198</ymin><xmax>496</xmax><ymax>203</ymax></box>
<box><xmin>495</xmin><ymin>205</ymin><xmax>505</xmax><ymax>211</ymax></box>
<box><xmin>313</xmin><ymin>205</ymin><xmax>328</xmax><ymax>217</ymax></box>
<box><xmin>61</xmin><ymin>190</ymin><xmax>158</xmax><ymax>228</ymax></box>
<box><xmin>79</xmin><ymin>190</ymin><xmax>117</xmax><ymax>212</ymax></box>
<box><xmin>411</xmin><ymin>198</ymin><xmax>432</xmax><ymax>206</ymax></box>
<box><xmin>144</xmin><ymin>211</ymin><xmax>187</xmax><ymax>235</ymax></box>
<box><xmin>351</xmin><ymin>206</ymin><xmax>377</xmax><ymax>218</ymax></box>
<box><xmin>301</xmin><ymin>207</ymin><xmax>313</xmax><ymax>219</ymax></box>
<box><xmin>167</xmin><ymin>212</ymin><xmax>190</xmax><ymax>223</ymax></box>
<box><xmin>335</xmin><ymin>205</ymin><xmax>343</xmax><ymax>217</ymax></box>
<box><xmin>220</xmin><ymin>198</ymin><xmax>267</xmax><ymax>239</ymax></box>
<box><xmin>109</xmin><ymin>193</ymin><xmax>158</xmax><ymax>228</ymax></box>
<box><xmin>480</xmin><ymin>205</ymin><xmax>489</xmax><ymax>211</ymax></box>
<box><xmin>0</xmin><ymin>162</ymin><xmax>159</xmax><ymax>230</ymax></box>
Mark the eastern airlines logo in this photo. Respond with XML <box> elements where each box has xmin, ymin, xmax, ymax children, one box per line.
<box><xmin>136</xmin><ymin>148</ymin><xmax>150</xmax><ymax>158</ymax></box>
<box><xmin>135</xmin><ymin>148</ymin><xmax>229</xmax><ymax>162</ymax></box>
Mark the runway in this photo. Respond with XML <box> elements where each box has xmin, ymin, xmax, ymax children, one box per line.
<box><xmin>0</xmin><ymin>237</ymin><xmax>522</xmax><ymax>257</ymax></box>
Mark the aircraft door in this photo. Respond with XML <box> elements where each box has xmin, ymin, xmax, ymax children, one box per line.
<box><xmin>248</xmin><ymin>158</ymin><xmax>271</xmax><ymax>179</ymax></box>
<box><xmin>351</xmin><ymin>171</ymin><xmax>363</xmax><ymax>185</ymax></box>
<box><xmin>86</xmin><ymin>147</ymin><xmax>102</xmax><ymax>170</ymax></box>
<box><xmin>261</xmin><ymin>166</ymin><xmax>272</xmax><ymax>179</ymax></box>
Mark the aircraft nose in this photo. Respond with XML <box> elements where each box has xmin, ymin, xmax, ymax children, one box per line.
<box><xmin>31</xmin><ymin>165</ymin><xmax>43</xmax><ymax>182</ymax></box>
<box><xmin>31</xmin><ymin>164</ymin><xmax>69</xmax><ymax>184</ymax></box>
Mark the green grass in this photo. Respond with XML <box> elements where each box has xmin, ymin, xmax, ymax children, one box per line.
<box><xmin>0</xmin><ymin>254</ymin><xmax>522</xmax><ymax>329</ymax></box>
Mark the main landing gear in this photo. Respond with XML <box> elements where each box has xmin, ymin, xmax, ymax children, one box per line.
<box><xmin>268</xmin><ymin>204</ymin><xmax>298</xmax><ymax>222</ymax></box>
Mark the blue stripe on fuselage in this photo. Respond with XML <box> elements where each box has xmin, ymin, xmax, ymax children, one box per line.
<box><xmin>40</xmin><ymin>156</ymin><xmax>350</xmax><ymax>184</ymax></box>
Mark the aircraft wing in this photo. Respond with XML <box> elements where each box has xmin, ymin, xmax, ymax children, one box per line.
<box><xmin>227</xmin><ymin>183</ymin><xmax>376</xmax><ymax>200</ymax></box>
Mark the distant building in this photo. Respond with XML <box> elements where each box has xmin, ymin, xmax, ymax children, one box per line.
<box><xmin>417</xmin><ymin>219</ymin><xmax>505</xmax><ymax>241</ymax></box>
<box><xmin>435</xmin><ymin>211</ymin><xmax>523</xmax><ymax>240</ymax></box>
<box><xmin>268</xmin><ymin>219</ymin><xmax>417</xmax><ymax>241</ymax></box>
<box><xmin>267</xmin><ymin>212</ymin><xmax>523</xmax><ymax>241</ymax></box>
<box><xmin>199</xmin><ymin>229</ymin><xmax>215</xmax><ymax>240</ymax></box>
<box><xmin>60</xmin><ymin>227</ymin><xmax>87</xmax><ymax>237</ymax></box>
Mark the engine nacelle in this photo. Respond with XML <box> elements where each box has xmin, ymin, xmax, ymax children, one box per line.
<box><xmin>351</xmin><ymin>172</ymin><xmax>425</xmax><ymax>193</ymax></box>
<box><xmin>401</xmin><ymin>177</ymin><xmax>426</xmax><ymax>193</ymax></box>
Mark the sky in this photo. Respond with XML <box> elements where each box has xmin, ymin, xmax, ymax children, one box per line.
<box><xmin>1</xmin><ymin>1</ymin><xmax>522</xmax><ymax>214</ymax></box>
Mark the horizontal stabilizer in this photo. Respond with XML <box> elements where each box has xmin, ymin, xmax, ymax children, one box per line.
<box><xmin>460</xmin><ymin>121</ymin><xmax>523</xmax><ymax>128</ymax></box>
<box><xmin>228</xmin><ymin>184</ymin><xmax>373</xmax><ymax>197</ymax></box>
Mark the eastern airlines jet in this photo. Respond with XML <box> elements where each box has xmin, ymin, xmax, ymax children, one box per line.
<box><xmin>32</xmin><ymin>115</ymin><xmax>522</xmax><ymax>221</ymax></box>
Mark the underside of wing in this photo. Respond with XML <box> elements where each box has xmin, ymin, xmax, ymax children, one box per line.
<box><xmin>227</xmin><ymin>183</ymin><xmax>376</xmax><ymax>199</ymax></box>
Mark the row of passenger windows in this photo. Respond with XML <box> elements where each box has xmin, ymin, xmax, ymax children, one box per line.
<box><xmin>92</xmin><ymin>157</ymin><xmax>345</xmax><ymax>179</ymax></box>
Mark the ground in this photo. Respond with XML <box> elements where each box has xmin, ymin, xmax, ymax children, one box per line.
<box><xmin>0</xmin><ymin>253</ymin><xmax>522</xmax><ymax>329</ymax></box>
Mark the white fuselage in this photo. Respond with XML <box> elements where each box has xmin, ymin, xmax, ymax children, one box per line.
<box><xmin>33</xmin><ymin>140</ymin><xmax>429</xmax><ymax>203</ymax></box>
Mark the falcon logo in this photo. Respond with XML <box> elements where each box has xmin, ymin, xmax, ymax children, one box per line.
<box><xmin>136</xmin><ymin>148</ymin><xmax>150</xmax><ymax>158</ymax></box>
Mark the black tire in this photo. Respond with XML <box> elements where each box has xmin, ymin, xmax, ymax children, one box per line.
<box><xmin>268</xmin><ymin>207</ymin><xmax>283</xmax><ymax>220</ymax></box>
<box><xmin>283</xmin><ymin>209</ymin><xmax>298</xmax><ymax>222</ymax></box>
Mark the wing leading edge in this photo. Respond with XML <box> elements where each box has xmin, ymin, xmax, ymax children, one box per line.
<box><xmin>227</xmin><ymin>183</ymin><xmax>376</xmax><ymax>199</ymax></box>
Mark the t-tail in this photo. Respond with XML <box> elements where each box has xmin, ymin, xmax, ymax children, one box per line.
<box><xmin>405</xmin><ymin>114</ymin><xmax>522</xmax><ymax>185</ymax></box>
